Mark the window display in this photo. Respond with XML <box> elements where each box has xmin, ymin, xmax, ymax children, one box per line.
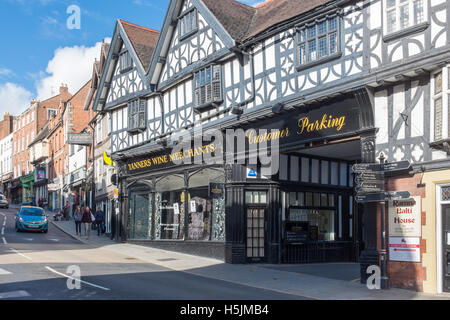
<box><xmin>288</xmin><ymin>192</ymin><xmax>336</xmax><ymax>241</ymax></box>
<box><xmin>155</xmin><ymin>175</ymin><xmax>185</xmax><ymax>240</ymax></box>
<box><xmin>128</xmin><ymin>184</ymin><xmax>152</xmax><ymax>240</ymax></box>
<box><xmin>187</xmin><ymin>169</ymin><xmax>225</xmax><ymax>241</ymax></box>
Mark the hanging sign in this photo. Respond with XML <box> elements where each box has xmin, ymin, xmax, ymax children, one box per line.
<box><xmin>389</xmin><ymin>237</ymin><xmax>421</xmax><ymax>262</ymax></box>
<box><xmin>388</xmin><ymin>196</ymin><xmax>421</xmax><ymax>237</ymax></box>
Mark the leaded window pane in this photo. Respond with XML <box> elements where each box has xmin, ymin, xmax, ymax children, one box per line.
<box><xmin>318</xmin><ymin>20</ymin><xmax>327</xmax><ymax>35</ymax></box>
<box><xmin>298</xmin><ymin>43</ymin><xmax>306</xmax><ymax>64</ymax></box>
<box><xmin>308</xmin><ymin>40</ymin><xmax>317</xmax><ymax>61</ymax></box>
<box><xmin>330</xmin><ymin>32</ymin><xmax>337</xmax><ymax>54</ymax></box>
<box><xmin>307</xmin><ymin>25</ymin><xmax>316</xmax><ymax>39</ymax></box>
<box><xmin>413</xmin><ymin>0</ymin><xmax>424</xmax><ymax>24</ymax></box>
<box><xmin>400</xmin><ymin>4</ymin><xmax>409</xmax><ymax>29</ymax></box>
<box><xmin>329</xmin><ymin>16</ymin><xmax>337</xmax><ymax>30</ymax></box>
<box><xmin>387</xmin><ymin>10</ymin><xmax>396</xmax><ymax>33</ymax></box>
<box><xmin>319</xmin><ymin>36</ymin><xmax>327</xmax><ymax>58</ymax></box>
<box><xmin>442</xmin><ymin>187</ymin><xmax>450</xmax><ymax>201</ymax></box>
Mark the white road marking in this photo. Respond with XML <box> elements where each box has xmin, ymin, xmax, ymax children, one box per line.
<box><xmin>45</xmin><ymin>266</ymin><xmax>111</xmax><ymax>291</ymax></box>
<box><xmin>9</xmin><ymin>248</ymin><xmax>32</xmax><ymax>261</ymax></box>
<box><xmin>0</xmin><ymin>290</ymin><xmax>30</xmax><ymax>299</ymax></box>
<box><xmin>23</xmin><ymin>238</ymin><xmax>33</xmax><ymax>241</ymax></box>
<box><xmin>0</xmin><ymin>213</ymin><xmax>4</xmax><ymax>216</ymax></box>
<box><xmin>0</xmin><ymin>268</ymin><xmax>12</xmax><ymax>275</ymax></box>
<box><xmin>48</xmin><ymin>239</ymin><xmax>59</xmax><ymax>242</ymax></box>
<box><xmin>2</xmin><ymin>237</ymin><xmax>6</xmax><ymax>244</ymax></box>
<box><xmin>1</xmin><ymin>227</ymin><xmax>4</xmax><ymax>235</ymax></box>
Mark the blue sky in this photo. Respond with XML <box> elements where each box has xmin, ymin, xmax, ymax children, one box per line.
<box><xmin>0</xmin><ymin>0</ymin><xmax>263</xmax><ymax>116</ymax></box>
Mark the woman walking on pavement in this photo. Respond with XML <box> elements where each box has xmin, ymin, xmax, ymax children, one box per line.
<box><xmin>73</xmin><ymin>205</ymin><xmax>83</xmax><ymax>236</ymax></box>
<box><xmin>81</xmin><ymin>206</ymin><xmax>93</xmax><ymax>239</ymax></box>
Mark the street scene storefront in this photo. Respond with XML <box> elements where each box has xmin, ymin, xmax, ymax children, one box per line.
<box><xmin>118</xmin><ymin>91</ymin><xmax>374</xmax><ymax>263</ymax></box>
<box><xmin>20</xmin><ymin>173</ymin><xmax>34</xmax><ymax>205</ymax></box>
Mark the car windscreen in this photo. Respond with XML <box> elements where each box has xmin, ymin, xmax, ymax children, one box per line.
<box><xmin>20</xmin><ymin>208</ymin><xmax>45</xmax><ymax>216</ymax></box>
<box><xmin>0</xmin><ymin>195</ymin><xmax>3</xmax><ymax>200</ymax></box>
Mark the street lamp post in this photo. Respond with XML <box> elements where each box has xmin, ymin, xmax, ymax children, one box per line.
<box><xmin>378</xmin><ymin>152</ymin><xmax>389</xmax><ymax>289</ymax></box>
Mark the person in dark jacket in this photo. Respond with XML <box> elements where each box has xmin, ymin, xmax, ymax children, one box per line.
<box><xmin>94</xmin><ymin>206</ymin><xmax>104</xmax><ymax>236</ymax></box>
<box><xmin>81</xmin><ymin>206</ymin><xmax>93</xmax><ymax>239</ymax></box>
<box><xmin>73</xmin><ymin>205</ymin><xmax>83</xmax><ymax>236</ymax></box>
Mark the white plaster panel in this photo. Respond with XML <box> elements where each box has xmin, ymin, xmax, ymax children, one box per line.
<box><xmin>375</xmin><ymin>90</ymin><xmax>389</xmax><ymax>144</ymax></box>
<box><xmin>265</xmin><ymin>37</ymin><xmax>275</xmax><ymax>70</ymax></box>
<box><xmin>393</xmin><ymin>84</ymin><xmax>405</xmax><ymax>140</ymax></box>
<box><xmin>411</xmin><ymin>93</ymin><xmax>424</xmax><ymax>138</ymax></box>
<box><xmin>369</xmin><ymin>0</ymin><xmax>382</xmax><ymax>29</ymax></box>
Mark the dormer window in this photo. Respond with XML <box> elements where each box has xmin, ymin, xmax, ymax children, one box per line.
<box><xmin>296</xmin><ymin>14</ymin><xmax>341</xmax><ymax>71</ymax></box>
<box><xmin>119</xmin><ymin>51</ymin><xmax>133</xmax><ymax>72</ymax></box>
<box><xmin>193</xmin><ymin>65</ymin><xmax>222</xmax><ymax>112</ymax></box>
<box><xmin>128</xmin><ymin>99</ymin><xmax>146</xmax><ymax>133</ymax></box>
<box><xmin>179</xmin><ymin>9</ymin><xmax>198</xmax><ymax>40</ymax></box>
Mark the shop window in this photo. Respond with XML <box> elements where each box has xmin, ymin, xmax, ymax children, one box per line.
<box><xmin>155</xmin><ymin>175</ymin><xmax>185</xmax><ymax>240</ymax></box>
<box><xmin>128</xmin><ymin>184</ymin><xmax>152</xmax><ymax>240</ymax></box>
<box><xmin>296</xmin><ymin>14</ymin><xmax>341</xmax><ymax>70</ymax></box>
<box><xmin>188</xmin><ymin>169</ymin><xmax>225</xmax><ymax>241</ymax></box>
<box><xmin>288</xmin><ymin>192</ymin><xmax>336</xmax><ymax>241</ymax></box>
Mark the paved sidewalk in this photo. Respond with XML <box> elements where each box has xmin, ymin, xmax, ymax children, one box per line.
<box><xmin>51</xmin><ymin>219</ymin><xmax>450</xmax><ymax>300</ymax></box>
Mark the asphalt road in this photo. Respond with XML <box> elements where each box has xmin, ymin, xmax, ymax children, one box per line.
<box><xmin>0</xmin><ymin>207</ymin><xmax>309</xmax><ymax>300</ymax></box>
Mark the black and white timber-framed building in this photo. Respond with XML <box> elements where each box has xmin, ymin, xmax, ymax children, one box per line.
<box><xmin>92</xmin><ymin>0</ymin><xmax>450</xmax><ymax>293</ymax></box>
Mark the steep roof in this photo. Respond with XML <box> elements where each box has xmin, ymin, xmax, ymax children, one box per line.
<box><xmin>203</xmin><ymin>0</ymin><xmax>334</xmax><ymax>42</ymax></box>
<box><xmin>120</xmin><ymin>20</ymin><xmax>160</xmax><ymax>72</ymax></box>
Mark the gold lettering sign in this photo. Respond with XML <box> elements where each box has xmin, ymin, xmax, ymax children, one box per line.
<box><xmin>297</xmin><ymin>114</ymin><xmax>346</xmax><ymax>135</ymax></box>
<box><xmin>127</xmin><ymin>143</ymin><xmax>216</xmax><ymax>172</ymax></box>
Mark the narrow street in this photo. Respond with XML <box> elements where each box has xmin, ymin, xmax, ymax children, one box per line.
<box><xmin>0</xmin><ymin>207</ymin><xmax>308</xmax><ymax>300</ymax></box>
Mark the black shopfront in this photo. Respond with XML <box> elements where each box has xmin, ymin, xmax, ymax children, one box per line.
<box><xmin>118</xmin><ymin>91</ymin><xmax>377</xmax><ymax>265</ymax></box>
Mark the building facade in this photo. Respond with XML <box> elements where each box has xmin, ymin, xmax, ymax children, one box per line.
<box><xmin>0</xmin><ymin>133</ymin><xmax>13</xmax><ymax>199</ymax></box>
<box><xmin>92</xmin><ymin>0</ymin><xmax>450</xmax><ymax>294</ymax></box>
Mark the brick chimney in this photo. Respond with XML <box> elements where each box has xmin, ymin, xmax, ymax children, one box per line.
<box><xmin>59</xmin><ymin>84</ymin><xmax>68</xmax><ymax>95</ymax></box>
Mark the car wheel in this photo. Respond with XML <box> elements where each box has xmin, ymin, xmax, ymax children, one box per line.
<box><xmin>44</xmin><ymin>229</ymin><xmax>48</xmax><ymax>233</ymax></box>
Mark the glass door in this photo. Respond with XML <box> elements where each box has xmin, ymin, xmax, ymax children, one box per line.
<box><xmin>246</xmin><ymin>208</ymin><xmax>266</xmax><ymax>260</ymax></box>
<box><xmin>443</xmin><ymin>205</ymin><xmax>450</xmax><ymax>292</ymax></box>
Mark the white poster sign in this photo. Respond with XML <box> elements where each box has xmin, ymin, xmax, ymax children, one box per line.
<box><xmin>173</xmin><ymin>203</ymin><xmax>180</xmax><ymax>215</ymax></box>
<box><xmin>389</xmin><ymin>237</ymin><xmax>421</xmax><ymax>262</ymax></box>
<box><xmin>389</xmin><ymin>196</ymin><xmax>421</xmax><ymax>237</ymax></box>
<box><xmin>190</xmin><ymin>200</ymin><xmax>196</xmax><ymax>213</ymax></box>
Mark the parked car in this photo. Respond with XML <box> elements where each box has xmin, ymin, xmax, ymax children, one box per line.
<box><xmin>15</xmin><ymin>206</ymin><xmax>49</xmax><ymax>233</ymax></box>
<box><xmin>0</xmin><ymin>194</ymin><xmax>8</xmax><ymax>209</ymax></box>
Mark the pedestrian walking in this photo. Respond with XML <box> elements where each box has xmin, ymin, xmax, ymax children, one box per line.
<box><xmin>94</xmin><ymin>206</ymin><xmax>105</xmax><ymax>236</ymax></box>
<box><xmin>63</xmin><ymin>201</ymin><xmax>70</xmax><ymax>221</ymax></box>
<box><xmin>81</xmin><ymin>206</ymin><xmax>93</xmax><ymax>239</ymax></box>
<box><xmin>73</xmin><ymin>205</ymin><xmax>83</xmax><ymax>236</ymax></box>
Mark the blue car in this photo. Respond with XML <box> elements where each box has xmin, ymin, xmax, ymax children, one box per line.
<box><xmin>15</xmin><ymin>206</ymin><xmax>49</xmax><ymax>233</ymax></box>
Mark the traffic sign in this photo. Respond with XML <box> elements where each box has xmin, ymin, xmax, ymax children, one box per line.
<box><xmin>356</xmin><ymin>182</ymin><xmax>384</xmax><ymax>193</ymax></box>
<box><xmin>353</xmin><ymin>161</ymin><xmax>411</xmax><ymax>173</ymax></box>
<box><xmin>382</xmin><ymin>161</ymin><xmax>411</xmax><ymax>172</ymax></box>
<box><xmin>355</xmin><ymin>191</ymin><xmax>411</xmax><ymax>203</ymax></box>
